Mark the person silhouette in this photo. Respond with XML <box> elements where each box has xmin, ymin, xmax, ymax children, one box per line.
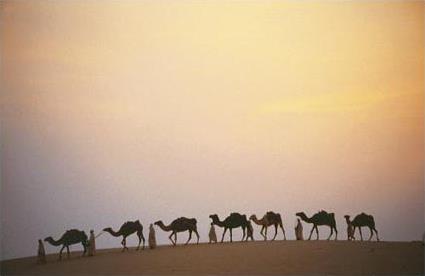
<box><xmin>37</xmin><ymin>239</ymin><xmax>46</xmax><ymax>264</ymax></box>
<box><xmin>246</xmin><ymin>221</ymin><xmax>254</xmax><ymax>241</ymax></box>
<box><xmin>88</xmin><ymin>230</ymin><xmax>96</xmax><ymax>256</ymax></box>
<box><xmin>149</xmin><ymin>223</ymin><xmax>157</xmax><ymax>249</ymax></box>
<box><xmin>209</xmin><ymin>223</ymin><xmax>217</xmax><ymax>243</ymax></box>
<box><xmin>295</xmin><ymin>219</ymin><xmax>304</xmax><ymax>240</ymax></box>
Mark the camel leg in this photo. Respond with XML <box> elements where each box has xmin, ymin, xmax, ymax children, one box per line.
<box><xmin>334</xmin><ymin>226</ymin><xmax>338</xmax><ymax>240</ymax></box>
<box><xmin>260</xmin><ymin>226</ymin><xmax>266</xmax><ymax>240</ymax></box>
<box><xmin>359</xmin><ymin>227</ymin><xmax>363</xmax><ymax>241</ymax></box>
<box><xmin>82</xmin><ymin>242</ymin><xmax>87</xmax><ymax>256</ymax></box>
<box><xmin>230</xmin><ymin>228</ymin><xmax>233</xmax><ymax>242</ymax></box>
<box><xmin>241</xmin><ymin>227</ymin><xmax>246</xmax><ymax>242</ymax></box>
<box><xmin>221</xmin><ymin>228</ymin><xmax>228</xmax><ymax>243</ymax></box>
<box><xmin>185</xmin><ymin>230</ymin><xmax>192</xmax><ymax>245</ymax></box>
<box><xmin>327</xmin><ymin>226</ymin><xmax>333</xmax><ymax>240</ymax></box>
<box><xmin>174</xmin><ymin>232</ymin><xmax>178</xmax><ymax>245</ymax></box>
<box><xmin>315</xmin><ymin>226</ymin><xmax>319</xmax><ymax>240</ymax></box>
<box><xmin>123</xmin><ymin>238</ymin><xmax>129</xmax><ymax>251</ymax></box>
<box><xmin>66</xmin><ymin>246</ymin><xmax>70</xmax><ymax>258</ymax></box>
<box><xmin>58</xmin><ymin>245</ymin><xmax>65</xmax><ymax>260</ymax></box>
<box><xmin>272</xmin><ymin>224</ymin><xmax>278</xmax><ymax>241</ymax></box>
<box><xmin>373</xmin><ymin>228</ymin><xmax>380</xmax><ymax>241</ymax></box>
<box><xmin>168</xmin><ymin>232</ymin><xmax>176</xmax><ymax>246</ymax></box>
<box><xmin>194</xmin><ymin>229</ymin><xmax>200</xmax><ymax>244</ymax></box>
<box><xmin>368</xmin><ymin>227</ymin><xmax>373</xmax><ymax>241</ymax></box>
<box><xmin>264</xmin><ymin>226</ymin><xmax>268</xmax><ymax>241</ymax></box>
<box><xmin>281</xmin><ymin>224</ymin><xmax>287</xmax><ymax>240</ymax></box>
<box><xmin>140</xmin><ymin>232</ymin><xmax>146</xmax><ymax>250</ymax></box>
<box><xmin>308</xmin><ymin>226</ymin><xmax>315</xmax><ymax>240</ymax></box>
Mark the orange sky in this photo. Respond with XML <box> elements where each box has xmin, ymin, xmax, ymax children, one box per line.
<box><xmin>1</xmin><ymin>1</ymin><xmax>424</xmax><ymax>259</ymax></box>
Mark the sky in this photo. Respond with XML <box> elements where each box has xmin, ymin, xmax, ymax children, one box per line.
<box><xmin>1</xmin><ymin>1</ymin><xmax>424</xmax><ymax>260</ymax></box>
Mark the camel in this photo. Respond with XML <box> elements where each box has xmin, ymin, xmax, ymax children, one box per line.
<box><xmin>296</xmin><ymin>210</ymin><xmax>338</xmax><ymax>240</ymax></box>
<box><xmin>249</xmin><ymin>211</ymin><xmax>286</xmax><ymax>241</ymax></box>
<box><xmin>344</xmin><ymin>215</ymin><xmax>356</xmax><ymax>241</ymax></box>
<box><xmin>209</xmin><ymin>213</ymin><xmax>250</xmax><ymax>242</ymax></box>
<box><xmin>154</xmin><ymin>217</ymin><xmax>200</xmax><ymax>246</ymax></box>
<box><xmin>44</xmin><ymin>229</ymin><xmax>88</xmax><ymax>260</ymax></box>
<box><xmin>103</xmin><ymin>220</ymin><xmax>145</xmax><ymax>251</ymax></box>
<box><xmin>345</xmin><ymin>213</ymin><xmax>379</xmax><ymax>241</ymax></box>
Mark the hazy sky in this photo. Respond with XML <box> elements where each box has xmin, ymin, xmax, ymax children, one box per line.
<box><xmin>1</xmin><ymin>1</ymin><xmax>424</xmax><ymax>260</ymax></box>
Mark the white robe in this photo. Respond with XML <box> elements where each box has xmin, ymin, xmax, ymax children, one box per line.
<box><xmin>37</xmin><ymin>240</ymin><xmax>46</xmax><ymax>264</ymax></box>
<box><xmin>295</xmin><ymin>220</ymin><xmax>304</xmax><ymax>240</ymax></box>
<box><xmin>149</xmin><ymin>224</ymin><xmax>157</xmax><ymax>249</ymax></box>
<box><xmin>209</xmin><ymin>225</ymin><xmax>217</xmax><ymax>243</ymax></box>
<box><xmin>88</xmin><ymin>231</ymin><xmax>96</xmax><ymax>256</ymax></box>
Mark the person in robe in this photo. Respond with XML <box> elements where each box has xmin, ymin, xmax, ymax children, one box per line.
<box><xmin>208</xmin><ymin>223</ymin><xmax>217</xmax><ymax>243</ymax></box>
<box><xmin>295</xmin><ymin>218</ymin><xmax>304</xmax><ymax>240</ymax></box>
<box><xmin>88</xmin><ymin>229</ymin><xmax>96</xmax><ymax>256</ymax></box>
<box><xmin>149</xmin><ymin>223</ymin><xmax>157</xmax><ymax>249</ymax></box>
<box><xmin>37</xmin><ymin>239</ymin><xmax>46</xmax><ymax>264</ymax></box>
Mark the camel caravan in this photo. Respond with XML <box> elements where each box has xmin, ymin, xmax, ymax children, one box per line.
<box><xmin>40</xmin><ymin>211</ymin><xmax>381</xmax><ymax>262</ymax></box>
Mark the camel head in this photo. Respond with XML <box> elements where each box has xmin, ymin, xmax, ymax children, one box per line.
<box><xmin>209</xmin><ymin>214</ymin><xmax>218</xmax><ymax>220</ymax></box>
<box><xmin>103</xmin><ymin>227</ymin><xmax>112</xmax><ymax>232</ymax></box>
<box><xmin>344</xmin><ymin>215</ymin><xmax>350</xmax><ymax>219</ymax></box>
<box><xmin>154</xmin><ymin>220</ymin><xmax>162</xmax><ymax>226</ymax></box>
<box><xmin>44</xmin><ymin>237</ymin><xmax>53</xmax><ymax>243</ymax></box>
<box><xmin>295</xmin><ymin>212</ymin><xmax>305</xmax><ymax>218</ymax></box>
<box><xmin>249</xmin><ymin>214</ymin><xmax>256</xmax><ymax>221</ymax></box>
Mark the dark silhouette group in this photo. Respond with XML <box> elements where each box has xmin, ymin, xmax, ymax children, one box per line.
<box><xmin>42</xmin><ymin>211</ymin><xmax>380</xmax><ymax>260</ymax></box>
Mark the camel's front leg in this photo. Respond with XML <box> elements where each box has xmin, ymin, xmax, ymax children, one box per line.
<box><xmin>359</xmin><ymin>227</ymin><xmax>363</xmax><ymax>241</ymax></box>
<box><xmin>59</xmin><ymin>245</ymin><xmax>65</xmax><ymax>260</ymax></box>
<box><xmin>315</xmin><ymin>226</ymin><xmax>319</xmax><ymax>240</ymax></box>
<box><xmin>308</xmin><ymin>226</ymin><xmax>315</xmax><ymax>240</ymax></box>
<box><xmin>272</xmin><ymin>224</ymin><xmax>278</xmax><ymax>241</ymax></box>
<box><xmin>373</xmin><ymin>228</ymin><xmax>380</xmax><ymax>241</ymax></box>
<box><xmin>194</xmin><ymin>229</ymin><xmax>200</xmax><ymax>244</ymax></box>
<box><xmin>221</xmin><ymin>228</ymin><xmax>228</xmax><ymax>243</ymax></box>
<box><xmin>168</xmin><ymin>232</ymin><xmax>176</xmax><ymax>246</ymax></box>
<box><xmin>174</xmin><ymin>232</ymin><xmax>178</xmax><ymax>245</ymax></box>
<box><xmin>82</xmin><ymin>242</ymin><xmax>87</xmax><ymax>256</ymax></box>
<box><xmin>241</xmin><ymin>226</ymin><xmax>246</xmax><ymax>241</ymax></box>
<box><xmin>281</xmin><ymin>224</ymin><xmax>287</xmax><ymax>240</ymax></box>
<box><xmin>185</xmin><ymin>230</ymin><xmax>193</xmax><ymax>245</ymax></box>
<box><xmin>66</xmin><ymin>246</ymin><xmax>70</xmax><ymax>258</ymax></box>
<box><xmin>260</xmin><ymin>226</ymin><xmax>266</xmax><ymax>240</ymax></box>
<box><xmin>368</xmin><ymin>227</ymin><xmax>373</xmax><ymax>241</ymax></box>
<box><xmin>230</xmin><ymin>228</ymin><xmax>233</xmax><ymax>242</ymax></box>
<box><xmin>264</xmin><ymin>226</ymin><xmax>269</xmax><ymax>241</ymax></box>
<box><xmin>327</xmin><ymin>226</ymin><xmax>333</xmax><ymax>240</ymax></box>
<box><xmin>334</xmin><ymin>227</ymin><xmax>338</xmax><ymax>240</ymax></box>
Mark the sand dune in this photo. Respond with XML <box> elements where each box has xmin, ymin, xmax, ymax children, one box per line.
<box><xmin>1</xmin><ymin>240</ymin><xmax>423</xmax><ymax>275</ymax></box>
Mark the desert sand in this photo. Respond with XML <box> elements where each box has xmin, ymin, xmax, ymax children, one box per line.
<box><xmin>1</xmin><ymin>240</ymin><xmax>423</xmax><ymax>275</ymax></box>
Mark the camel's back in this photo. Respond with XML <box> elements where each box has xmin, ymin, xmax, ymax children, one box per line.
<box><xmin>64</xmin><ymin>229</ymin><xmax>87</xmax><ymax>244</ymax></box>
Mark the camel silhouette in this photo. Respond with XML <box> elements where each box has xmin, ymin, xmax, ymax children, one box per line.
<box><xmin>44</xmin><ymin>229</ymin><xmax>88</xmax><ymax>260</ymax></box>
<box><xmin>345</xmin><ymin>213</ymin><xmax>380</xmax><ymax>241</ymax></box>
<box><xmin>103</xmin><ymin>220</ymin><xmax>145</xmax><ymax>251</ymax></box>
<box><xmin>209</xmin><ymin>213</ymin><xmax>250</xmax><ymax>243</ymax></box>
<box><xmin>154</xmin><ymin>217</ymin><xmax>199</xmax><ymax>246</ymax></box>
<box><xmin>296</xmin><ymin>210</ymin><xmax>338</xmax><ymax>240</ymax></box>
<box><xmin>250</xmin><ymin>211</ymin><xmax>286</xmax><ymax>241</ymax></box>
